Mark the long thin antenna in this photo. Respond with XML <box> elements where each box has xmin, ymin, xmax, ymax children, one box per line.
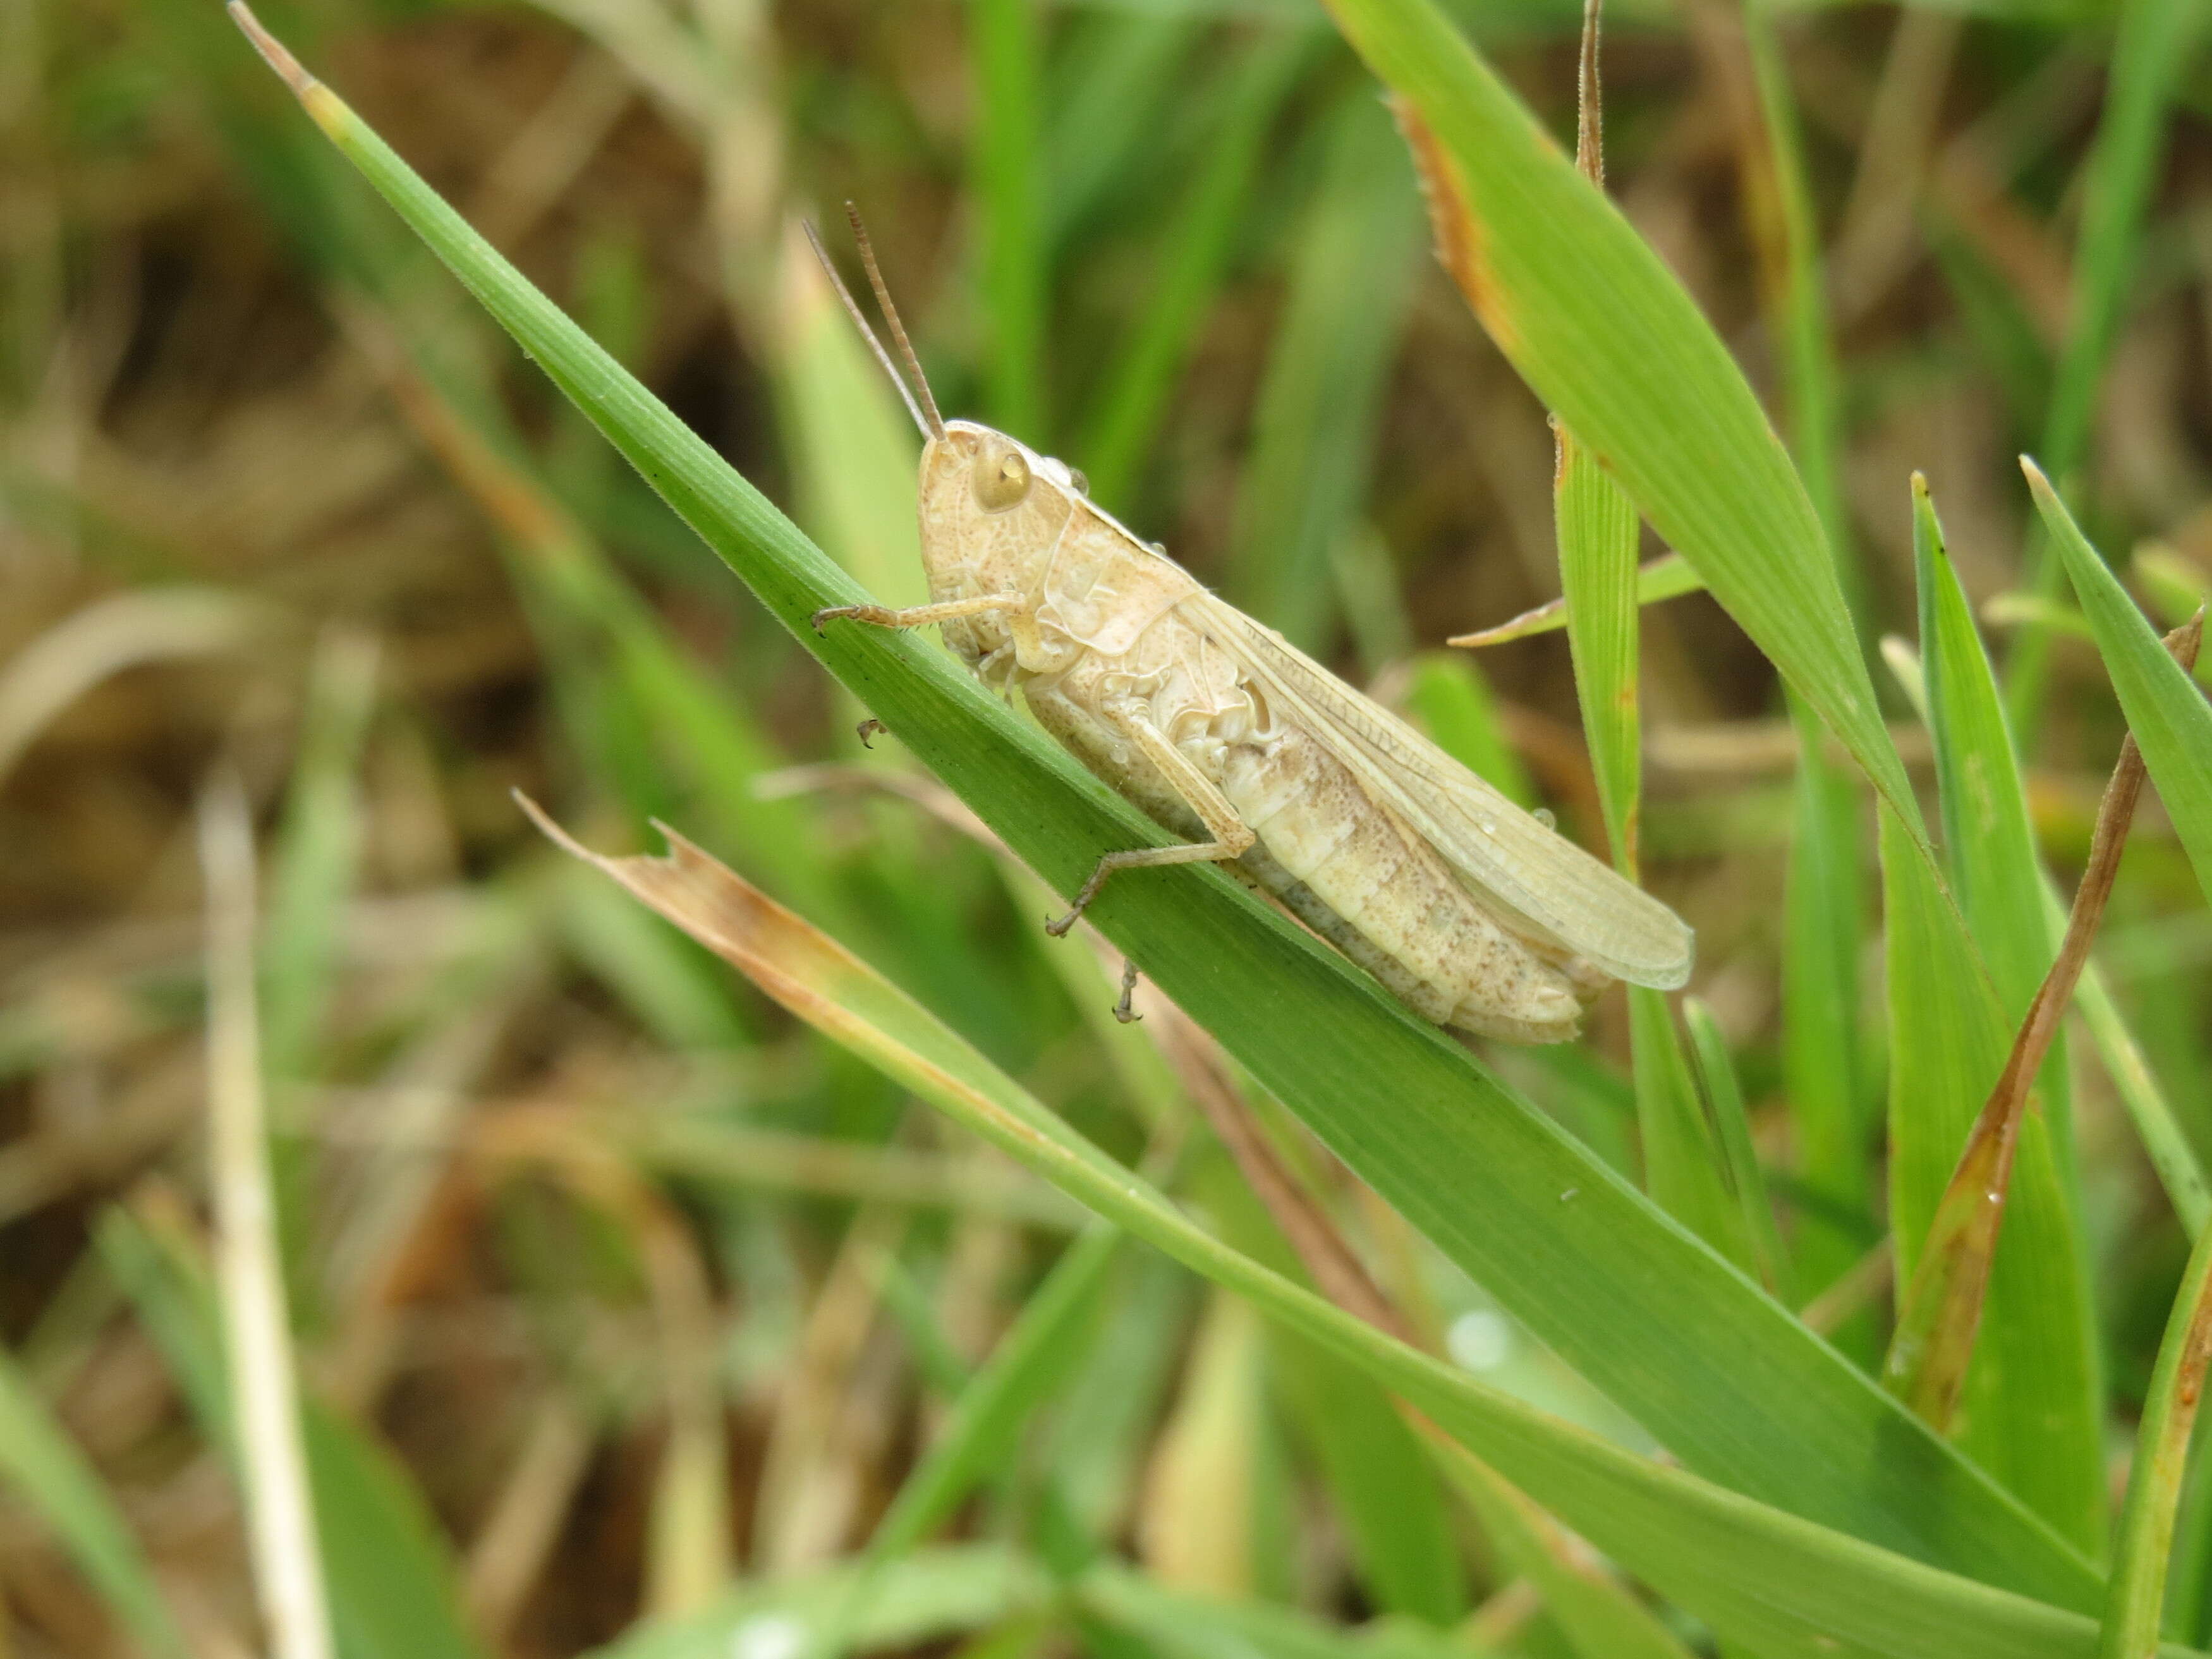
<box><xmin>845</xmin><ymin>203</ymin><xmax>945</xmax><ymax>439</ymax></box>
<box><xmin>801</xmin><ymin>218</ymin><xmax>933</xmax><ymax>441</ymax></box>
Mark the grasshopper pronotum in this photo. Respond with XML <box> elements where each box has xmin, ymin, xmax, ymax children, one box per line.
<box><xmin>808</xmin><ymin>212</ymin><xmax>1691</xmax><ymax>1043</ymax></box>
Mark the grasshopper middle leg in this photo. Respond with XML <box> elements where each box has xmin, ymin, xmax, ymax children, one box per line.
<box><xmin>1045</xmin><ymin>707</ymin><xmax>1256</xmax><ymax>937</ymax></box>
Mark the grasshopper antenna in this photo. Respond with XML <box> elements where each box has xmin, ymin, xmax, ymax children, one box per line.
<box><xmin>844</xmin><ymin>204</ymin><xmax>945</xmax><ymax>439</ymax></box>
<box><xmin>801</xmin><ymin>217</ymin><xmax>935</xmax><ymax>441</ymax></box>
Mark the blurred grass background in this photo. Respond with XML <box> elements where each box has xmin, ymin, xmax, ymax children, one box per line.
<box><xmin>4</xmin><ymin>0</ymin><xmax>2212</xmax><ymax>1653</ymax></box>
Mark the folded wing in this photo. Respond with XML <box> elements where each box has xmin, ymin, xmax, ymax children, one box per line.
<box><xmin>1195</xmin><ymin>599</ymin><xmax>1694</xmax><ymax>990</ymax></box>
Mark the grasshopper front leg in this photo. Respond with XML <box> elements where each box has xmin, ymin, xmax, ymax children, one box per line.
<box><xmin>810</xmin><ymin>592</ymin><xmax>1027</xmax><ymax>634</ymax></box>
<box><xmin>1045</xmin><ymin>705</ymin><xmax>1256</xmax><ymax>937</ymax></box>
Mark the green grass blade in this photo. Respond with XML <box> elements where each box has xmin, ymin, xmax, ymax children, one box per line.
<box><xmin>262</xmin><ymin>625</ymin><xmax>379</xmax><ymax>1081</ymax></box>
<box><xmin>2071</xmin><ymin>951</ymin><xmax>2212</xmax><ymax>1237</ymax></box>
<box><xmin>164</xmin><ymin>10</ymin><xmax>835</xmax><ymax>920</ymax></box>
<box><xmin>1450</xmin><ymin>553</ymin><xmax>1703</xmax><ymax>649</ymax></box>
<box><xmin>1910</xmin><ymin>477</ymin><xmax>2104</xmax><ymax>1551</ymax></box>
<box><xmin>2042</xmin><ymin>0</ymin><xmax>2211</xmax><ymax>483</ymax></box>
<box><xmin>2100</xmin><ymin>1215</ymin><xmax>2212</xmax><ymax>1659</ymax></box>
<box><xmin>1076</xmin><ymin>27</ymin><xmax>1315</xmax><ymax>507</ymax></box>
<box><xmin>1403</xmin><ymin>652</ymin><xmax>1534</xmax><ymax>810</ymax></box>
<box><xmin>2030</xmin><ymin>463</ymin><xmax>2212</xmax><ymax>905</ymax></box>
<box><xmin>1730</xmin><ymin>5</ymin><xmax>1882</xmax><ymax>1331</ymax></box>
<box><xmin>1045</xmin><ymin>11</ymin><xmax>1205</xmax><ymax>252</ymax></box>
<box><xmin>1916</xmin><ymin>479</ymin><xmax>2064</xmax><ymax>1024</ymax></box>
<box><xmin>1629</xmin><ymin>987</ymin><xmax>1756</xmax><ymax>1275</ymax></box>
<box><xmin>527</xmin><ymin>808</ymin><xmax>2122</xmax><ymax>1658</ymax></box>
<box><xmin>1321</xmin><ymin>0</ymin><xmax>1916</xmax><ymax>837</ymax></box>
<box><xmin>1555</xmin><ymin>427</ymin><xmax>1641</xmax><ymax>869</ymax></box>
<box><xmin>98</xmin><ymin>1204</ymin><xmax>488</xmax><ymax>1659</ymax></box>
<box><xmin>1557</xmin><ymin>374</ymin><xmax>1742</xmax><ymax>1268</ymax></box>
<box><xmin>1225</xmin><ymin>85</ymin><xmax>1426</xmax><ymax>653</ymax></box>
<box><xmin>588</xmin><ymin>1547</ymin><xmax>1053</xmax><ymax>1659</ymax></box>
<box><xmin>1781</xmin><ymin>702</ymin><xmax>1873</xmax><ymax>1327</ymax></box>
<box><xmin>1686</xmin><ymin>997</ymin><xmax>1792</xmax><ymax>1300</ymax></box>
<box><xmin>1082</xmin><ymin>1563</ymin><xmax>1480</xmax><ymax>1658</ymax></box>
<box><xmin>2010</xmin><ymin>0</ymin><xmax>2212</xmax><ymax>722</ymax></box>
<box><xmin>872</xmin><ymin>1226</ymin><xmax>1122</xmax><ymax>1559</ymax></box>
<box><xmin>0</xmin><ymin>1343</ymin><xmax>193</xmax><ymax>1659</ymax></box>
<box><xmin>1437</xmin><ymin>1446</ymin><xmax>1695</xmax><ymax>1659</ymax></box>
<box><xmin>1741</xmin><ymin>0</ymin><xmax>1865</xmax><ymax>629</ymax></box>
<box><xmin>1273</xmin><ymin>1332</ymin><xmax>1468</xmax><ymax>1623</ymax></box>
<box><xmin>1203</xmin><ymin>1160</ymin><xmax>1465</xmax><ymax>1622</ymax></box>
<box><xmin>240</xmin><ymin>30</ymin><xmax>2101</xmax><ymax>1600</ymax></box>
<box><xmin>776</xmin><ymin>226</ymin><xmax>930</xmax><ymax>613</ymax></box>
<box><xmin>1880</xmin><ymin>799</ymin><xmax>2104</xmax><ymax>1552</ymax></box>
<box><xmin>1330</xmin><ymin>524</ymin><xmax>1417</xmax><ymax>678</ymax></box>
<box><xmin>969</xmin><ymin>0</ymin><xmax>1048</xmax><ymax>438</ymax></box>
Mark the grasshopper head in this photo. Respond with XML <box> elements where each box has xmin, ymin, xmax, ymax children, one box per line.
<box><xmin>916</xmin><ymin>420</ymin><xmax>1080</xmax><ymax>624</ymax></box>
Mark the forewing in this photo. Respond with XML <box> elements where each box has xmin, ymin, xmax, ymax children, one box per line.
<box><xmin>1194</xmin><ymin>598</ymin><xmax>1693</xmax><ymax>989</ymax></box>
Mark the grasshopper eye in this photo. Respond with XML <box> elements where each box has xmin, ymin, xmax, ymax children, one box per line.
<box><xmin>973</xmin><ymin>446</ymin><xmax>1032</xmax><ymax>512</ymax></box>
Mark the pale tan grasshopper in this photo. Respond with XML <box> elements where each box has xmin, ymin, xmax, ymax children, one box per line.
<box><xmin>807</xmin><ymin>214</ymin><xmax>1691</xmax><ymax>1043</ymax></box>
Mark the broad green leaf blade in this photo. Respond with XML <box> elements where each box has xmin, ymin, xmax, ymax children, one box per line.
<box><xmin>0</xmin><ymin>1344</ymin><xmax>192</xmax><ymax>1659</ymax></box>
<box><xmin>1880</xmin><ymin>802</ymin><xmax>2103</xmax><ymax>1552</ymax></box>
<box><xmin>1323</xmin><ymin>0</ymin><xmax>1915</xmax><ymax>834</ymax></box>
<box><xmin>526</xmin><ymin>809</ymin><xmax>2127</xmax><ymax>1659</ymax></box>
<box><xmin>2101</xmin><ymin>1217</ymin><xmax>2212</xmax><ymax>1659</ymax></box>
<box><xmin>1911</xmin><ymin>478</ymin><xmax>2103</xmax><ymax>1552</ymax></box>
<box><xmin>243</xmin><ymin>35</ymin><xmax>2098</xmax><ymax>1603</ymax></box>
<box><xmin>2031</xmin><ymin>465</ymin><xmax>2212</xmax><ymax>905</ymax></box>
<box><xmin>1450</xmin><ymin>553</ymin><xmax>1702</xmax><ymax>650</ymax></box>
<box><xmin>1225</xmin><ymin>85</ymin><xmax>1426</xmax><ymax>654</ymax></box>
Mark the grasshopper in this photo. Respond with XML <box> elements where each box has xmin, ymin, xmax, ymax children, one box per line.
<box><xmin>806</xmin><ymin>214</ymin><xmax>1691</xmax><ymax>1043</ymax></box>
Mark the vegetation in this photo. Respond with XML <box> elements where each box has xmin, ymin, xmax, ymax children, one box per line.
<box><xmin>3</xmin><ymin>0</ymin><xmax>2212</xmax><ymax>1655</ymax></box>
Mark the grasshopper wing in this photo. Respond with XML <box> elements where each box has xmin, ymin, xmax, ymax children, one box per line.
<box><xmin>1195</xmin><ymin>599</ymin><xmax>1693</xmax><ymax>990</ymax></box>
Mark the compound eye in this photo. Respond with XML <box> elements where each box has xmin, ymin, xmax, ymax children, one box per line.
<box><xmin>972</xmin><ymin>444</ymin><xmax>1032</xmax><ymax>512</ymax></box>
